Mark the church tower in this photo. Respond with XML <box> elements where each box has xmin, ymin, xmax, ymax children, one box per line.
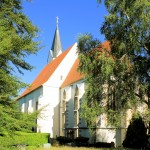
<box><xmin>47</xmin><ymin>17</ymin><xmax>63</xmax><ymax>63</ymax></box>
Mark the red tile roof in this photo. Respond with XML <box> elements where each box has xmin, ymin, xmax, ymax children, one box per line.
<box><xmin>61</xmin><ymin>41</ymin><xmax>110</xmax><ymax>88</ymax></box>
<box><xmin>19</xmin><ymin>44</ymin><xmax>74</xmax><ymax>98</ymax></box>
<box><xmin>61</xmin><ymin>59</ymin><xmax>84</xmax><ymax>88</ymax></box>
<box><xmin>101</xmin><ymin>41</ymin><xmax>111</xmax><ymax>51</ymax></box>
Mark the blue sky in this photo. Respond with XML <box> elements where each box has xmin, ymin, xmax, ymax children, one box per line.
<box><xmin>20</xmin><ymin>0</ymin><xmax>107</xmax><ymax>85</ymax></box>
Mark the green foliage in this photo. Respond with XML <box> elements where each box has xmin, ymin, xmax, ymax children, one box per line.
<box><xmin>78</xmin><ymin>0</ymin><xmax>150</xmax><ymax>129</ymax></box>
<box><xmin>77</xmin><ymin>33</ymin><xmax>101</xmax><ymax>54</ymax></box>
<box><xmin>0</xmin><ymin>0</ymin><xmax>39</xmax><ymax>97</ymax></box>
<box><xmin>122</xmin><ymin>114</ymin><xmax>148</xmax><ymax>149</ymax></box>
<box><xmin>0</xmin><ymin>132</ymin><xmax>49</xmax><ymax>147</ymax></box>
<box><xmin>0</xmin><ymin>101</ymin><xmax>41</xmax><ymax>134</ymax></box>
<box><xmin>100</xmin><ymin>0</ymin><xmax>150</xmax><ymax>127</ymax></box>
<box><xmin>78</xmin><ymin>33</ymin><xmax>118</xmax><ymax>127</ymax></box>
<box><xmin>0</xmin><ymin>0</ymin><xmax>40</xmax><ymax>134</ymax></box>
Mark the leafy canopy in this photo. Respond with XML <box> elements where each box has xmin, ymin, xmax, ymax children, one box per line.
<box><xmin>77</xmin><ymin>0</ymin><xmax>150</xmax><ymax>127</ymax></box>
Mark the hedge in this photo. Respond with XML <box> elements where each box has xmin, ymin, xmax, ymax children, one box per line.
<box><xmin>0</xmin><ymin>132</ymin><xmax>49</xmax><ymax>147</ymax></box>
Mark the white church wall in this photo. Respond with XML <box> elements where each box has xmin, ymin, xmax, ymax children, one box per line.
<box><xmin>37</xmin><ymin>43</ymin><xmax>78</xmax><ymax>137</ymax></box>
<box><xmin>19</xmin><ymin>87</ymin><xmax>43</xmax><ymax>114</ymax></box>
<box><xmin>96</xmin><ymin>128</ymin><xmax>116</xmax><ymax>144</ymax></box>
<box><xmin>19</xmin><ymin>43</ymin><xmax>79</xmax><ymax>138</ymax></box>
<box><xmin>36</xmin><ymin>85</ymin><xmax>60</xmax><ymax>137</ymax></box>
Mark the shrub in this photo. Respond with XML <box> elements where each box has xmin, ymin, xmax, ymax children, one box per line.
<box><xmin>122</xmin><ymin>115</ymin><xmax>148</xmax><ymax>149</ymax></box>
<box><xmin>0</xmin><ymin>132</ymin><xmax>49</xmax><ymax>147</ymax></box>
<box><xmin>147</xmin><ymin>135</ymin><xmax>150</xmax><ymax>149</ymax></box>
<box><xmin>95</xmin><ymin>142</ymin><xmax>114</xmax><ymax>148</ymax></box>
<box><xmin>74</xmin><ymin>136</ymin><xmax>89</xmax><ymax>143</ymax></box>
<box><xmin>74</xmin><ymin>136</ymin><xmax>89</xmax><ymax>146</ymax></box>
<box><xmin>49</xmin><ymin>138</ymin><xmax>59</xmax><ymax>146</ymax></box>
<box><xmin>56</xmin><ymin>136</ymin><xmax>73</xmax><ymax>145</ymax></box>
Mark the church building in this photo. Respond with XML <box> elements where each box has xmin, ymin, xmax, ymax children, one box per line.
<box><xmin>18</xmin><ymin>19</ymin><xmax>126</xmax><ymax>147</ymax></box>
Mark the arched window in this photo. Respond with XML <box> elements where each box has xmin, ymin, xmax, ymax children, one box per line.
<box><xmin>62</xmin><ymin>90</ymin><xmax>67</xmax><ymax>133</ymax></box>
<box><xmin>63</xmin><ymin>90</ymin><xmax>66</xmax><ymax>112</ymax></box>
<box><xmin>74</xmin><ymin>85</ymin><xmax>79</xmax><ymax>137</ymax></box>
<box><xmin>74</xmin><ymin>86</ymin><xmax>79</xmax><ymax>110</ymax></box>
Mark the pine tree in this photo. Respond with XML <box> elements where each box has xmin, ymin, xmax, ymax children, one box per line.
<box><xmin>0</xmin><ymin>0</ymin><xmax>40</xmax><ymax>133</ymax></box>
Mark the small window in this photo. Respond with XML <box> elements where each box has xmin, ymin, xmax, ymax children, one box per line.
<box><xmin>29</xmin><ymin>100</ymin><xmax>32</xmax><ymax>107</ymax></box>
<box><xmin>63</xmin><ymin>90</ymin><xmax>66</xmax><ymax>99</ymax></box>
<box><xmin>36</xmin><ymin>101</ymin><xmax>38</xmax><ymax>110</ymax></box>
<box><xmin>21</xmin><ymin>103</ymin><xmax>25</xmax><ymax>113</ymax></box>
<box><xmin>60</xmin><ymin>75</ymin><xmax>63</xmax><ymax>80</ymax></box>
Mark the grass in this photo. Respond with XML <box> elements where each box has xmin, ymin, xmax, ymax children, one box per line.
<box><xmin>26</xmin><ymin>146</ymin><xmax>121</xmax><ymax>150</ymax></box>
<box><xmin>0</xmin><ymin>145</ymin><xmax>124</xmax><ymax>150</ymax></box>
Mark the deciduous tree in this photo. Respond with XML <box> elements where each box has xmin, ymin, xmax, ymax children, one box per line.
<box><xmin>78</xmin><ymin>0</ymin><xmax>150</xmax><ymax>130</ymax></box>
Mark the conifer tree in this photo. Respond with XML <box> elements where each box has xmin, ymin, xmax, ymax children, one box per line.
<box><xmin>0</xmin><ymin>0</ymin><xmax>40</xmax><ymax>133</ymax></box>
<box><xmin>123</xmin><ymin>115</ymin><xmax>147</xmax><ymax>149</ymax></box>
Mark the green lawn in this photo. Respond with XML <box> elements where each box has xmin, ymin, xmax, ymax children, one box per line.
<box><xmin>0</xmin><ymin>145</ymin><xmax>125</xmax><ymax>150</ymax></box>
<box><xmin>28</xmin><ymin>146</ymin><xmax>101</xmax><ymax>150</ymax></box>
<box><xmin>26</xmin><ymin>146</ymin><xmax>122</xmax><ymax>150</ymax></box>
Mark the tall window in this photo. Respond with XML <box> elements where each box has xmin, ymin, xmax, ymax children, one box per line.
<box><xmin>74</xmin><ymin>86</ymin><xmax>79</xmax><ymax>137</ymax></box>
<box><xmin>36</xmin><ymin>101</ymin><xmax>38</xmax><ymax>110</ymax></box>
<box><xmin>21</xmin><ymin>103</ymin><xmax>25</xmax><ymax>113</ymax></box>
<box><xmin>33</xmin><ymin>101</ymin><xmax>39</xmax><ymax>132</ymax></box>
<box><xmin>74</xmin><ymin>86</ymin><xmax>79</xmax><ymax>111</ymax></box>
<box><xmin>28</xmin><ymin>100</ymin><xmax>33</xmax><ymax>113</ymax></box>
<box><xmin>62</xmin><ymin>90</ymin><xmax>66</xmax><ymax>135</ymax></box>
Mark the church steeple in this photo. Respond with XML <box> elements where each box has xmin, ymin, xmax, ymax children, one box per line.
<box><xmin>47</xmin><ymin>17</ymin><xmax>63</xmax><ymax>63</ymax></box>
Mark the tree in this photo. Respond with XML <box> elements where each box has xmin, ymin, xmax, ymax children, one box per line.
<box><xmin>123</xmin><ymin>114</ymin><xmax>147</xmax><ymax>149</ymax></box>
<box><xmin>77</xmin><ymin>34</ymin><xmax>117</xmax><ymax>127</ymax></box>
<box><xmin>77</xmin><ymin>0</ymin><xmax>150</xmax><ymax>129</ymax></box>
<box><xmin>100</xmin><ymin>0</ymin><xmax>150</xmax><ymax>129</ymax></box>
<box><xmin>0</xmin><ymin>0</ymin><xmax>40</xmax><ymax>133</ymax></box>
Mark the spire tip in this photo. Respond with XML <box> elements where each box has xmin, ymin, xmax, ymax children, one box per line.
<box><xmin>56</xmin><ymin>16</ymin><xmax>59</xmax><ymax>27</ymax></box>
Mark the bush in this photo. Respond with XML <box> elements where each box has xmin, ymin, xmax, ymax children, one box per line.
<box><xmin>56</xmin><ymin>136</ymin><xmax>73</xmax><ymax>145</ymax></box>
<box><xmin>74</xmin><ymin>136</ymin><xmax>89</xmax><ymax>146</ymax></box>
<box><xmin>95</xmin><ymin>142</ymin><xmax>114</xmax><ymax>148</ymax></box>
<box><xmin>147</xmin><ymin>135</ymin><xmax>150</xmax><ymax>149</ymax></box>
<box><xmin>0</xmin><ymin>132</ymin><xmax>49</xmax><ymax>147</ymax></box>
<box><xmin>49</xmin><ymin>138</ymin><xmax>59</xmax><ymax>146</ymax></box>
<box><xmin>74</xmin><ymin>136</ymin><xmax>89</xmax><ymax>143</ymax></box>
<box><xmin>122</xmin><ymin>115</ymin><xmax>148</xmax><ymax>149</ymax></box>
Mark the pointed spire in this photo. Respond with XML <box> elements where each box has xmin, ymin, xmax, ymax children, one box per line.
<box><xmin>56</xmin><ymin>16</ymin><xmax>59</xmax><ymax>28</ymax></box>
<box><xmin>47</xmin><ymin>17</ymin><xmax>63</xmax><ymax>63</ymax></box>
